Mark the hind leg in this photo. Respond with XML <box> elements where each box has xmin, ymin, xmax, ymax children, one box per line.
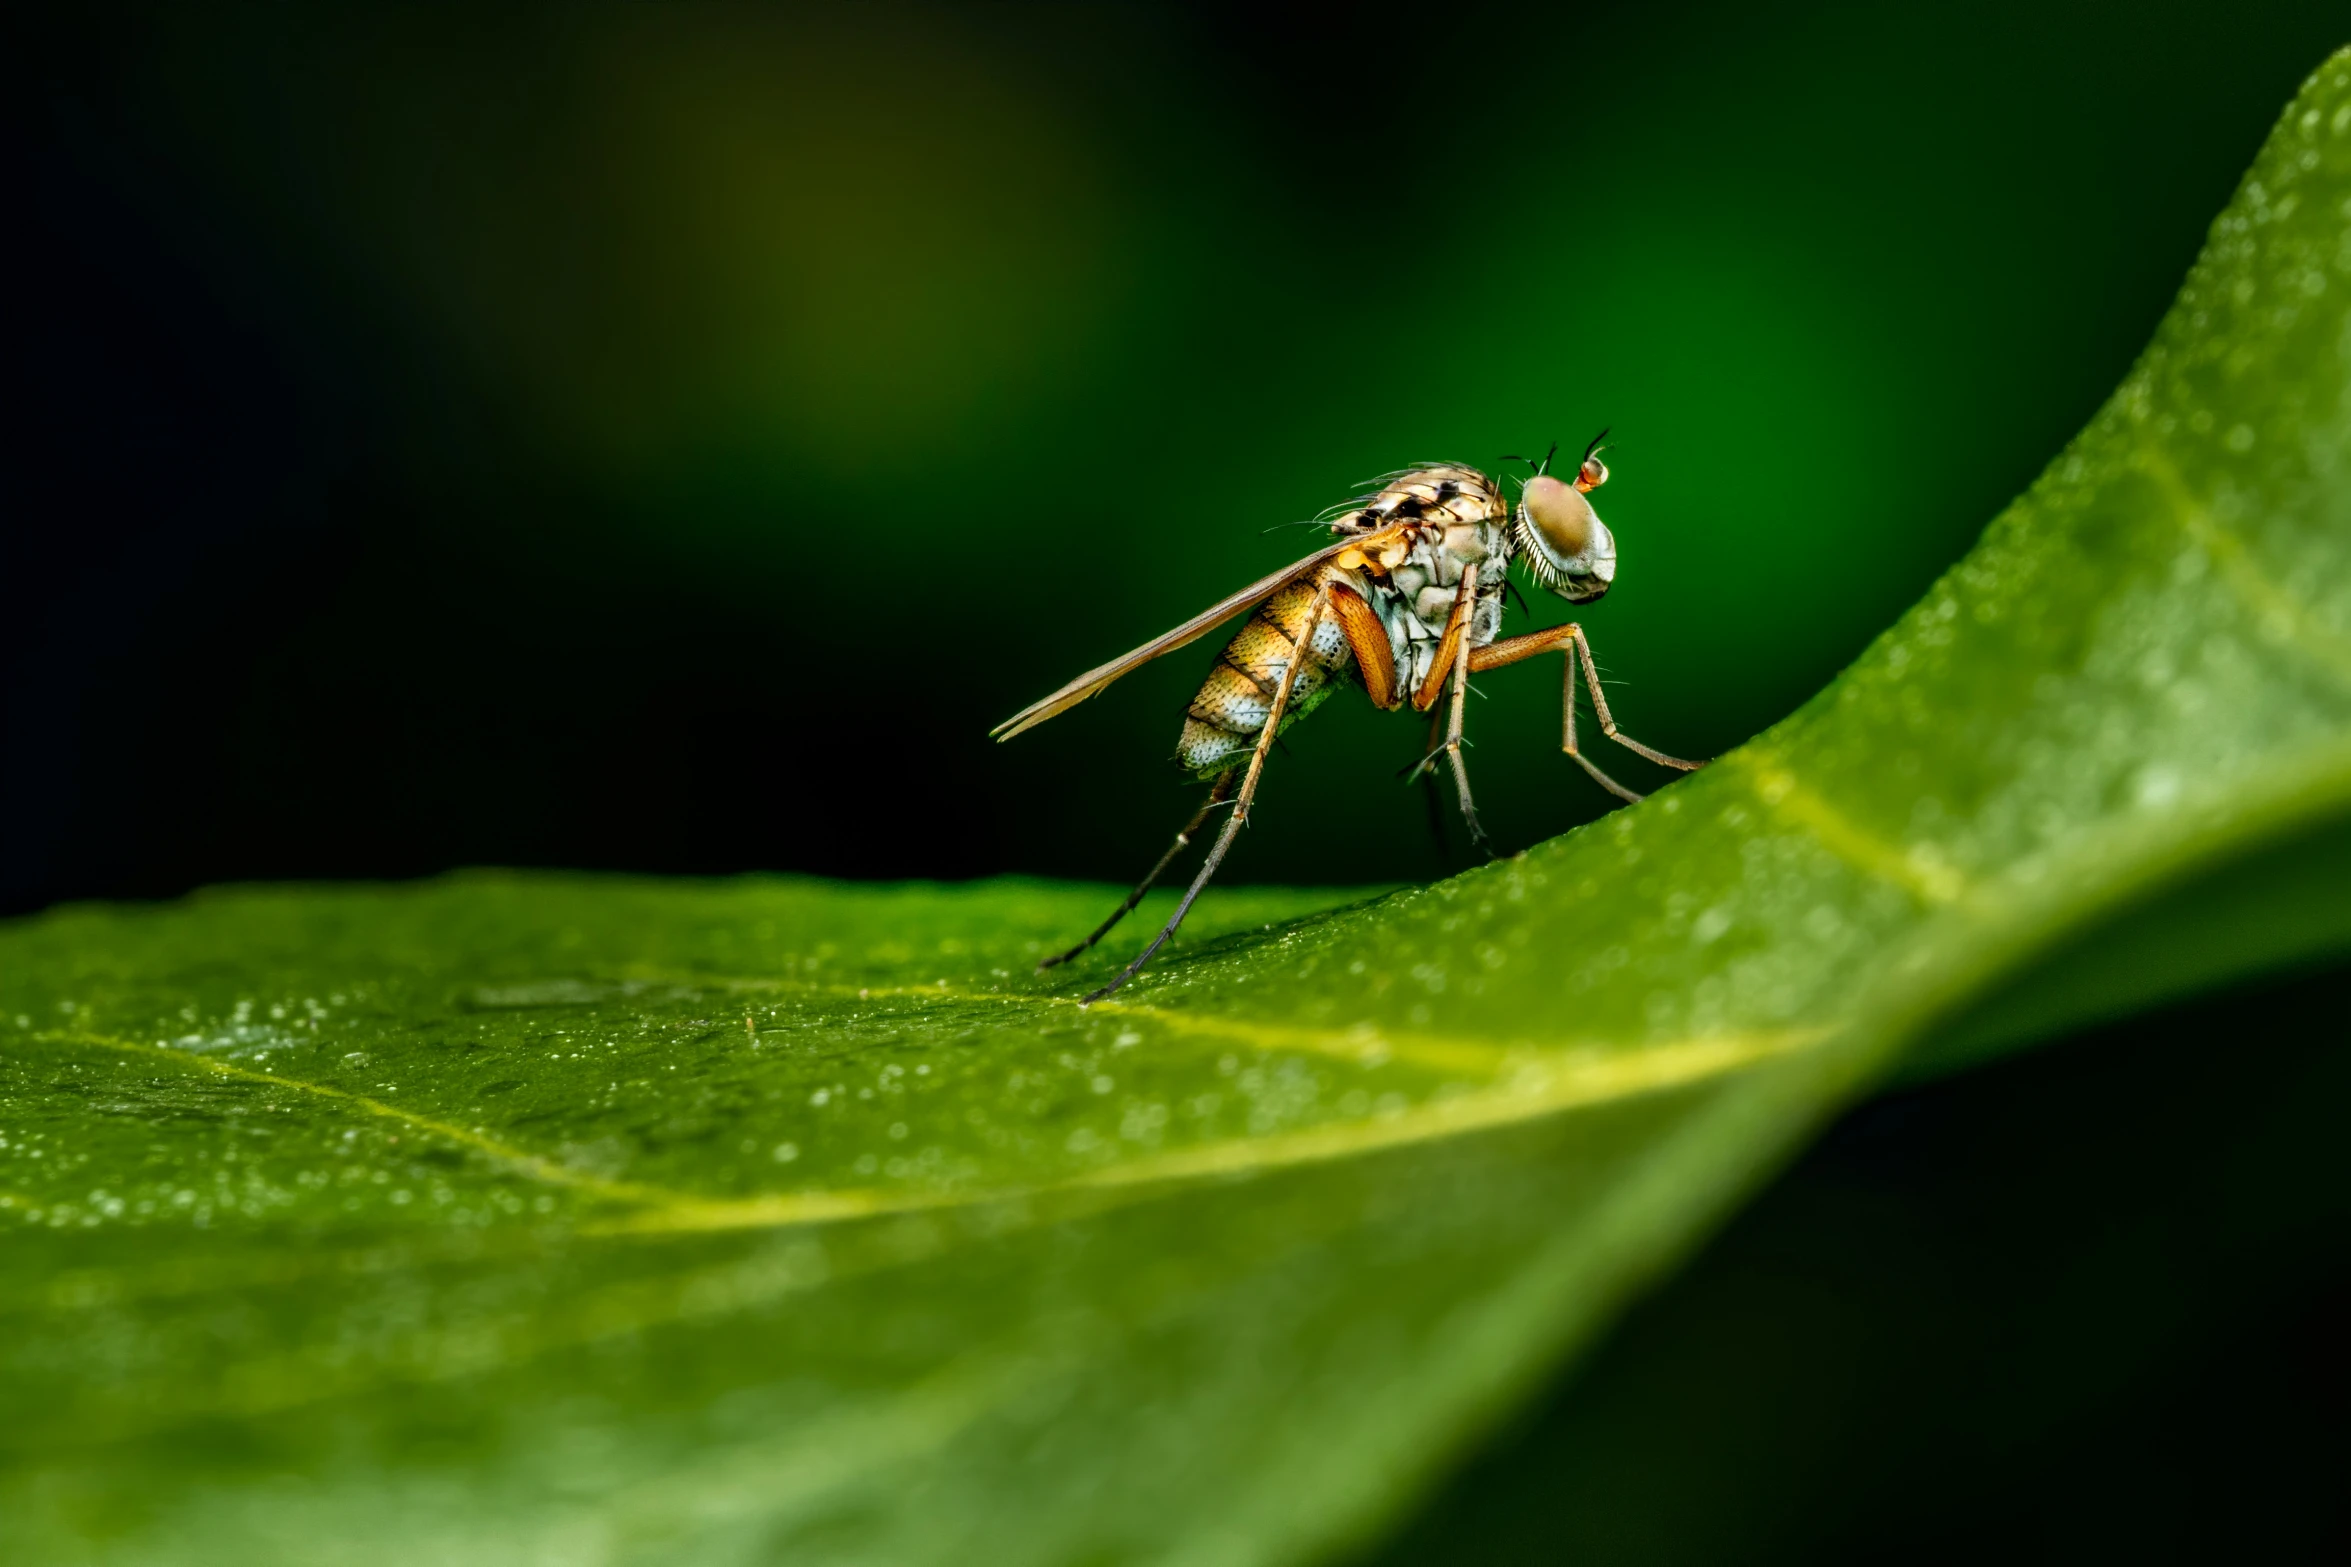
<box><xmin>1082</xmin><ymin>580</ymin><xmax>1334</xmax><ymax>1002</ymax></box>
<box><xmin>1038</xmin><ymin>772</ymin><xmax>1238</xmax><ymax>971</ymax></box>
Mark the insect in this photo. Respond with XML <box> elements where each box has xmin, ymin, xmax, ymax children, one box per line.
<box><xmin>992</xmin><ymin>434</ymin><xmax>1703</xmax><ymax>1001</ymax></box>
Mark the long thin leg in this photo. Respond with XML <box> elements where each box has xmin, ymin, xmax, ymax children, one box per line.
<box><xmin>1398</xmin><ymin>566</ymin><xmax>1496</xmax><ymax>854</ymax></box>
<box><xmin>1560</xmin><ymin>645</ymin><xmax>1643</xmax><ymax>804</ymax></box>
<box><xmin>1437</xmin><ymin>566</ymin><xmax>1493</xmax><ymax>853</ymax></box>
<box><xmin>1467</xmin><ymin>620</ymin><xmax>1706</xmax><ymax>803</ymax></box>
<box><xmin>1398</xmin><ymin>676</ymin><xmax>1474</xmax><ymax>819</ymax></box>
<box><xmin>1441</xmin><ymin>668</ymin><xmax>1495</xmax><ymax>852</ymax></box>
<box><xmin>1404</xmin><ymin>561</ymin><xmax>1481</xmax><ymax>779</ymax></box>
<box><xmin>1082</xmin><ymin>579</ymin><xmax>1334</xmax><ymax>1003</ymax></box>
<box><xmin>1568</xmin><ymin>625</ymin><xmax>1704</xmax><ymax>771</ymax></box>
<box><xmin>1038</xmin><ymin>771</ymin><xmax>1237</xmax><ymax>971</ymax></box>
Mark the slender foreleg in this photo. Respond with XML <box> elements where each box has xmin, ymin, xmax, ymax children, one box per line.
<box><xmin>1038</xmin><ymin>771</ymin><xmax>1238</xmax><ymax>971</ymax></box>
<box><xmin>1560</xmin><ymin>643</ymin><xmax>1643</xmax><ymax>804</ymax></box>
<box><xmin>1566</xmin><ymin>624</ymin><xmax>1705</xmax><ymax>772</ymax></box>
<box><xmin>1082</xmin><ymin>579</ymin><xmax>1334</xmax><ymax>1003</ymax></box>
<box><xmin>1468</xmin><ymin>620</ymin><xmax>1704</xmax><ymax>804</ymax></box>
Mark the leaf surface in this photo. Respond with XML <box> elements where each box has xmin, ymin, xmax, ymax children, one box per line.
<box><xmin>6</xmin><ymin>53</ymin><xmax>2351</xmax><ymax>1567</ymax></box>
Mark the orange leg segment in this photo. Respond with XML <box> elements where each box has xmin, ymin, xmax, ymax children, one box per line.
<box><xmin>1411</xmin><ymin>580</ymin><xmax>1477</xmax><ymax>712</ymax></box>
<box><xmin>1328</xmin><ymin>582</ymin><xmax>1400</xmax><ymax>710</ymax></box>
<box><xmin>1399</xmin><ymin>565</ymin><xmax>1494</xmax><ymax>853</ymax></box>
<box><xmin>1470</xmin><ymin>621</ymin><xmax>1705</xmax><ymax>803</ymax></box>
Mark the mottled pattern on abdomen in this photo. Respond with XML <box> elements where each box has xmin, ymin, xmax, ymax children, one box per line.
<box><xmin>1178</xmin><ymin>577</ymin><xmax>1353</xmax><ymax>774</ymax></box>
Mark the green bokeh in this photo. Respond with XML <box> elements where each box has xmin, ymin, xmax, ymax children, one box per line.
<box><xmin>122</xmin><ymin>0</ymin><xmax>2348</xmax><ymax>884</ymax></box>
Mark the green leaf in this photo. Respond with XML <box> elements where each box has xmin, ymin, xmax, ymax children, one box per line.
<box><xmin>1899</xmin><ymin>807</ymin><xmax>2351</xmax><ymax>1082</ymax></box>
<box><xmin>6</xmin><ymin>51</ymin><xmax>2350</xmax><ymax>1567</ymax></box>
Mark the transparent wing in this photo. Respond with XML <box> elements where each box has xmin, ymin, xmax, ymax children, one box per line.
<box><xmin>991</xmin><ymin>527</ymin><xmax>1400</xmax><ymax>742</ymax></box>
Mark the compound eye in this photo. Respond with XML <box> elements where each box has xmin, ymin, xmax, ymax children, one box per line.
<box><xmin>1578</xmin><ymin>455</ymin><xmax>1610</xmax><ymax>490</ymax></box>
<box><xmin>1522</xmin><ymin>474</ymin><xmax>1594</xmax><ymax>558</ymax></box>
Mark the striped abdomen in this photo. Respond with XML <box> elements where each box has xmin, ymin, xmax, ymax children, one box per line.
<box><xmin>1177</xmin><ymin>574</ymin><xmax>1353</xmax><ymax>774</ymax></box>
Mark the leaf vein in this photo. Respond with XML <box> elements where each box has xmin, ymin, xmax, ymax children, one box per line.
<box><xmin>1742</xmin><ymin>758</ymin><xmax>1968</xmax><ymax>903</ymax></box>
<box><xmin>34</xmin><ymin>1030</ymin><xmax>683</xmax><ymax>1210</ymax></box>
<box><xmin>592</xmin><ymin>1028</ymin><xmax>1826</xmax><ymax>1239</ymax></box>
<box><xmin>2140</xmin><ymin>450</ymin><xmax>2351</xmax><ymax>687</ymax></box>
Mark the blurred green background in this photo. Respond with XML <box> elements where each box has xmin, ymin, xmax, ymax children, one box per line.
<box><xmin>12</xmin><ymin>0</ymin><xmax>2347</xmax><ymax>910</ymax></box>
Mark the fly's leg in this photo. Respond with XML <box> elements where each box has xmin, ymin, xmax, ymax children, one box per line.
<box><xmin>1402</xmin><ymin>559</ymin><xmax>1477</xmax><ymax>779</ymax></box>
<box><xmin>1560</xmin><ymin>647</ymin><xmax>1644</xmax><ymax>804</ymax></box>
<box><xmin>1360</xmin><ymin>586</ymin><xmax>1458</xmax><ymax>853</ymax></box>
<box><xmin>1468</xmin><ymin>621</ymin><xmax>1705</xmax><ymax>804</ymax></box>
<box><xmin>1567</xmin><ymin>624</ymin><xmax>1705</xmax><ymax>773</ymax></box>
<box><xmin>1082</xmin><ymin>579</ymin><xmax>1333</xmax><ymax>1003</ymax></box>
<box><xmin>1400</xmin><ymin>565</ymin><xmax>1495</xmax><ymax>855</ymax></box>
<box><xmin>1329</xmin><ymin>583</ymin><xmax>1401</xmax><ymax>711</ymax></box>
<box><xmin>1038</xmin><ymin>771</ymin><xmax>1238</xmax><ymax>971</ymax></box>
<box><xmin>1438</xmin><ymin>577</ymin><xmax>1493</xmax><ymax>853</ymax></box>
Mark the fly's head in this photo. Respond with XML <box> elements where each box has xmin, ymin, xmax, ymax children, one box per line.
<box><xmin>1513</xmin><ymin>430</ymin><xmax>1617</xmax><ymax>602</ymax></box>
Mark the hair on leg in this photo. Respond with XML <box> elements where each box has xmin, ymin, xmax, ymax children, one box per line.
<box><xmin>1561</xmin><ymin>637</ymin><xmax>1645</xmax><ymax>803</ymax></box>
<box><xmin>1570</xmin><ymin>624</ymin><xmax>1704</xmax><ymax>772</ymax></box>
<box><xmin>1470</xmin><ymin>620</ymin><xmax>1705</xmax><ymax>801</ymax></box>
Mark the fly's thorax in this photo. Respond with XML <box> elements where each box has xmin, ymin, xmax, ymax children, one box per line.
<box><xmin>1441</xmin><ymin>520</ymin><xmax>1500</xmax><ymax>566</ymax></box>
<box><xmin>1179</xmin><ymin>462</ymin><xmax>1512</xmax><ymax>772</ymax></box>
<box><xmin>1384</xmin><ymin>516</ymin><xmax>1508</xmax><ymax>628</ymax></box>
<box><xmin>1326</xmin><ymin>463</ymin><xmax>1508</xmax><ymax>534</ymax></box>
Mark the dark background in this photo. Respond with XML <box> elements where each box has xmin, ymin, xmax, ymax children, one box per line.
<box><xmin>10</xmin><ymin>4</ymin><xmax>2348</xmax><ymax>1561</ymax></box>
<box><xmin>12</xmin><ymin>0</ymin><xmax>2347</xmax><ymax>914</ymax></box>
<box><xmin>1368</xmin><ymin>962</ymin><xmax>2351</xmax><ymax>1566</ymax></box>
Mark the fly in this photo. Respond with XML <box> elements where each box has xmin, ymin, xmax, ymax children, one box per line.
<box><xmin>992</xmin><ymin>434</ymin><xmax>1704</xmax><ymax>1001</ymax></box>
